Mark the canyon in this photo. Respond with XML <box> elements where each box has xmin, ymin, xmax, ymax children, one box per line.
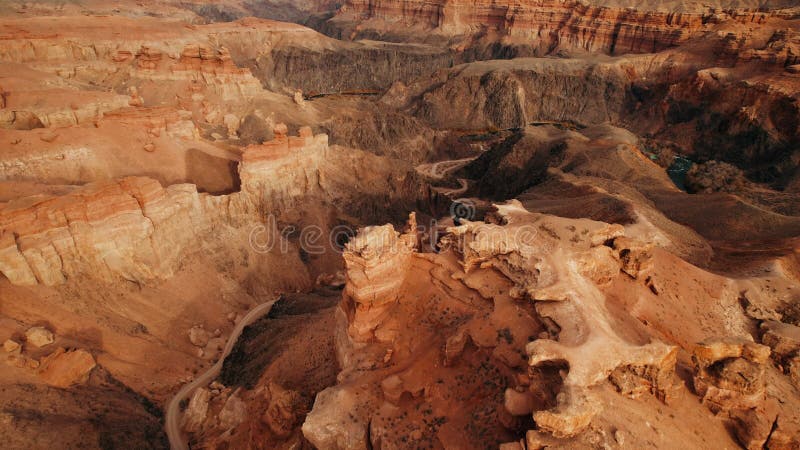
<box><xmin>0</xmin><ymin>0</ymin><xmax>798</xmax><ymax>449</ymax></box>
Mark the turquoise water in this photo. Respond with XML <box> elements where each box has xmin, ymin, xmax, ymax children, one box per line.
<box><xmin>667</xmin><ymin>156</ymin><xmax>693</xmax><ymax>191</ymax></box>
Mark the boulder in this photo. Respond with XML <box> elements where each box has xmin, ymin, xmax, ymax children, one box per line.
<box><xmin>2</xmin><ymin>339</ymin><xmax>20</xmax><ymax>353</ymax></box>
<box><xmin>218</xmin><ymin>391</ymin><xmax>247</xmax><ymax>431</ymax></box>
<box><xmin>302</xmin><ymin>386</ymin><xmax>374</xmax><ymax>450</ymax></box>
<box><xmin>730</xmin><ymin>401</ymin><xmax>779</xmax><ymax>450</ymax></box>
<box><xmin>262</xmin><ymin>383</ymin><xmax>305</xmax><ymax>438</ymax></box>
<box><xmin>183</xmin><ymin>387</ymin><xmax>211</xmax><ymax>432</ymax></box>
<box><xmin>188</xmin><ymin>325</ymin><xmax>210</xmax><ymax>347</ymax></box>
<box><xmin>38</xmin><ymin>348</ymin><xmax>96</xmax><ymax>388</ymax></box>
<box><xmin>25</xmin><ymin>327</ymin><xmax>54</xmax><ymax>348</ymax></box>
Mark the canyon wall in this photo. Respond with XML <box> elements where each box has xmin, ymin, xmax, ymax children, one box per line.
<box><xmin>256</xmin><ymin>42</ymin><xmax>456</xmax><ymax>93</ymax></box>
<box><xmin>640</xmin><ymin>68</ymin><xmax>800</xmax><ymax>188</ymax></box>
<box><xmin>0</xmin><ymin>125</ymin><xmax>426</xmax><ymax>287</ymax></box>
<box><xmin>334</xmin><ymin>0</ymin><xmax>794</xmax><ymax>54</ymax></box>
<box><xmin>408</xmin><ymin>57</ymin><xmax>637</xmax><ymax>130</ymax></box>
<box><xmin>399</xmin><ymin>41</ymin><xmax>800</xmax><ymax>188</ymax></box>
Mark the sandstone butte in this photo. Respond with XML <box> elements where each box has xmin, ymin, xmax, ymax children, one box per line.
<box><xmin>0</xmin><ymin>1</ymin><xmax>798</xmax><ymax>449</ymax></box>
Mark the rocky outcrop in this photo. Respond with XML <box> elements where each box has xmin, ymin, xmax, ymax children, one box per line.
<box><xmin>0</xmin><ymin>120</ymin><xmax>275</xmax><ymax>285</ymax></box>
<box><xmin>239</xmin><ymin>125</ymin><xmax>329</xmax><ymax>205</ymax></box>
<box><xmin>137</xmin><ymin>44</ymin><xmax>264</xmax><ymax>101</ymax></box>
<box><xmin>761</xmin><ymin>320</ymin><xmax>800</xmax><ymax>388</ymax></box>
<box><xmin>0</xmin><ymin>91</ymin><xmax>131</xmax><ymax>129</ymax></box>
<box><xmin>240</xmin><ymin>124</ymin><xmax>425</xmax><ymax>223</ymax></box>
<box><xmin>0</xmin><ymin>176</ymin><xmax>221</xmax><ymax>286</ymax></box>
<box><xmin>689</xmin><ymin>338</ymin><xmax>795</xmax><ymax>449</ymax></box>
<box><xmin>450</xmin><ymin>203</ymin><xmax>678</xmax><ymax>437</ymax></box>
<box><xmin>340</xmin><ymin>214</ymin><xmax>418</xmax><ymax>340</ymax></box>
<box><xmin>101</xmin><ymin>107</ymin><xmax>199</xmax><ymax>140</ymax></box>
<box><xmin>305</xmin><ymin>204</ymin><xmax>682</xmax><ymax>447</ymax></box>
<box><xmin>692</xmin><ymin>338</ymin><xmax>771</xmax><ymax>412</ymax></box>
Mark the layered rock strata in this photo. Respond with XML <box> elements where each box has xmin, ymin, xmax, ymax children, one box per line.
<box><xmin>334</xmin><ymin>0</ymin><xmax>797</xmax><ymax>54</ymax></box>
<box><xmin>0</xmin><ymin>125</ymin><xmax>422</xmax><ymax>286</ymax></box>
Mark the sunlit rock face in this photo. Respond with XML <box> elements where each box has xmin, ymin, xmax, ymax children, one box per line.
<box><xmin>303</xmin><ymin>201</ymin><xmax>800</xmax><ymax>448</ymax></box>
<box><xmin>334</xmin><ymin>0</ymin><xmax>796</xmax><ymax>54</ymax></box>
<box><xmin>0</xmin><ymin>176</ymin><xmax>213</xmax><ymax>285</ymax></box>
<box><xmin>0</xmin><ymin>124</ymin><xmax>424</xmax><ymax>287</ymax></box>
<box><xmin>341</xmin><ymin>0</ymin><xmax>699</xmax><ymax>51</ymax></box>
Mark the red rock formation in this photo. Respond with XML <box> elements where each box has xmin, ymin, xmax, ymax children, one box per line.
<box><xmin>102</xmin><ymin>106</ymin><xmax>198</xmax><ymax>140</ymax></box>
<box><xmin>337</xmin><ymin>0</ymin><xmax>788</xmax><ymax>54</ymax></box>
<box><xmin>0</xmin><ymin>4</ymin><xmax>797</xmax><ymax>449</ymax></box>
<box><xmin>0</xmin><ymin>176</ymin><xmax>214</xmax><ymax>285</ymax></box>
<box><xmin>0</xmin><ymin>125</ymin><xmax>314</xmax><ymax>286</ymax></box>
<box><xmin>238</xmin><ymin>125</ymin><xmax>331</xmax><ymax>207</ymax></box>
<box><xmin>302</xmin><ymin>194</ymin><xmax>800</xmax><ymax>447</ymax></box>
<box><xmin>0</xmin><ymin>124</ymin><xmax>424</xmax><ymax>286</ymax></box>
<box><xmin>173</xmin><ymin>45</ymin><xmax>249</xmax><ymax>75</ymax></box>
<box><xmin>303</xmin><ymin>205</ymin><xmax>682</xmax><ymax>447</ymax></box>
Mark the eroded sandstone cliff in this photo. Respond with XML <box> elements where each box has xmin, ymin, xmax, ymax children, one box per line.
<box><xmin>0</xmin><ymin>1</ymin><xmax>798</xmax><ymax>449</ymax></box>
<box><xmin>332</xmin><ymin>0</ymin><xmax>799</xmax><ymax>55</ymax></box>
<box><xmin>300</xmin><ymin>201</ymin><xmax>799</xmax><ymax>449</ymax></box>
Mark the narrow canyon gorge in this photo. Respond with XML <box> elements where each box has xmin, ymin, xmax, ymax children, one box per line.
<box><xmin>0</xmin><ymin>0</ymin><xmax>798</xmax><ymax>449</ymax></box>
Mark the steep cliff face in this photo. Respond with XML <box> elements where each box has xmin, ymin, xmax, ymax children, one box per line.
<box><xmin>400</xmin><ymin>36</ymin><xmax>800</xmax><ymax>188</ymax></box>
<box><xmin>0</xmin><ymin>177</ymin><xmax>219</xmax><ymax>286</ymax></box>
<box><xmin>256</xmin><ymin>41</ymin><xmax>456</xmax><ymax>93</ymax></box>
<box><xmin>240</xmin><ymin>125</ymin><xmax>427</xmax><ymax>224</ymax></box>
<box><xmin>641</xmin><ymin>68</ymin><xmax>800</xmax><ymax>188</ymax></box>
<box><xmin>333</xmin><ymin>0</ymin><xmax>795</xmax><ymax>54</ymax></box>
<box><xmin>0</xmin><ymin>125</ymin><xmax>427</xmax><ymax>287</ymax></box>
<box><xmin>408</xmin><ymin>57</ymin><xmax>637</xmax><ymax>130</ymax></box>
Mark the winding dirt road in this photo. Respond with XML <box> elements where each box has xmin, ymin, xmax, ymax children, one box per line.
<box><xmin>165</xmin><ymin>299</ymin><xmax>278</xmax><ymax>450</ymax></box>
<box><xmin>415</xmin><ymin>157</ymin><xmax>476</xmax><ymax>180</ymax></box>
<box><xmin>415</xmin><ymin>157</ymin><xmax>475</xmax><ymax>197</ymax></box>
